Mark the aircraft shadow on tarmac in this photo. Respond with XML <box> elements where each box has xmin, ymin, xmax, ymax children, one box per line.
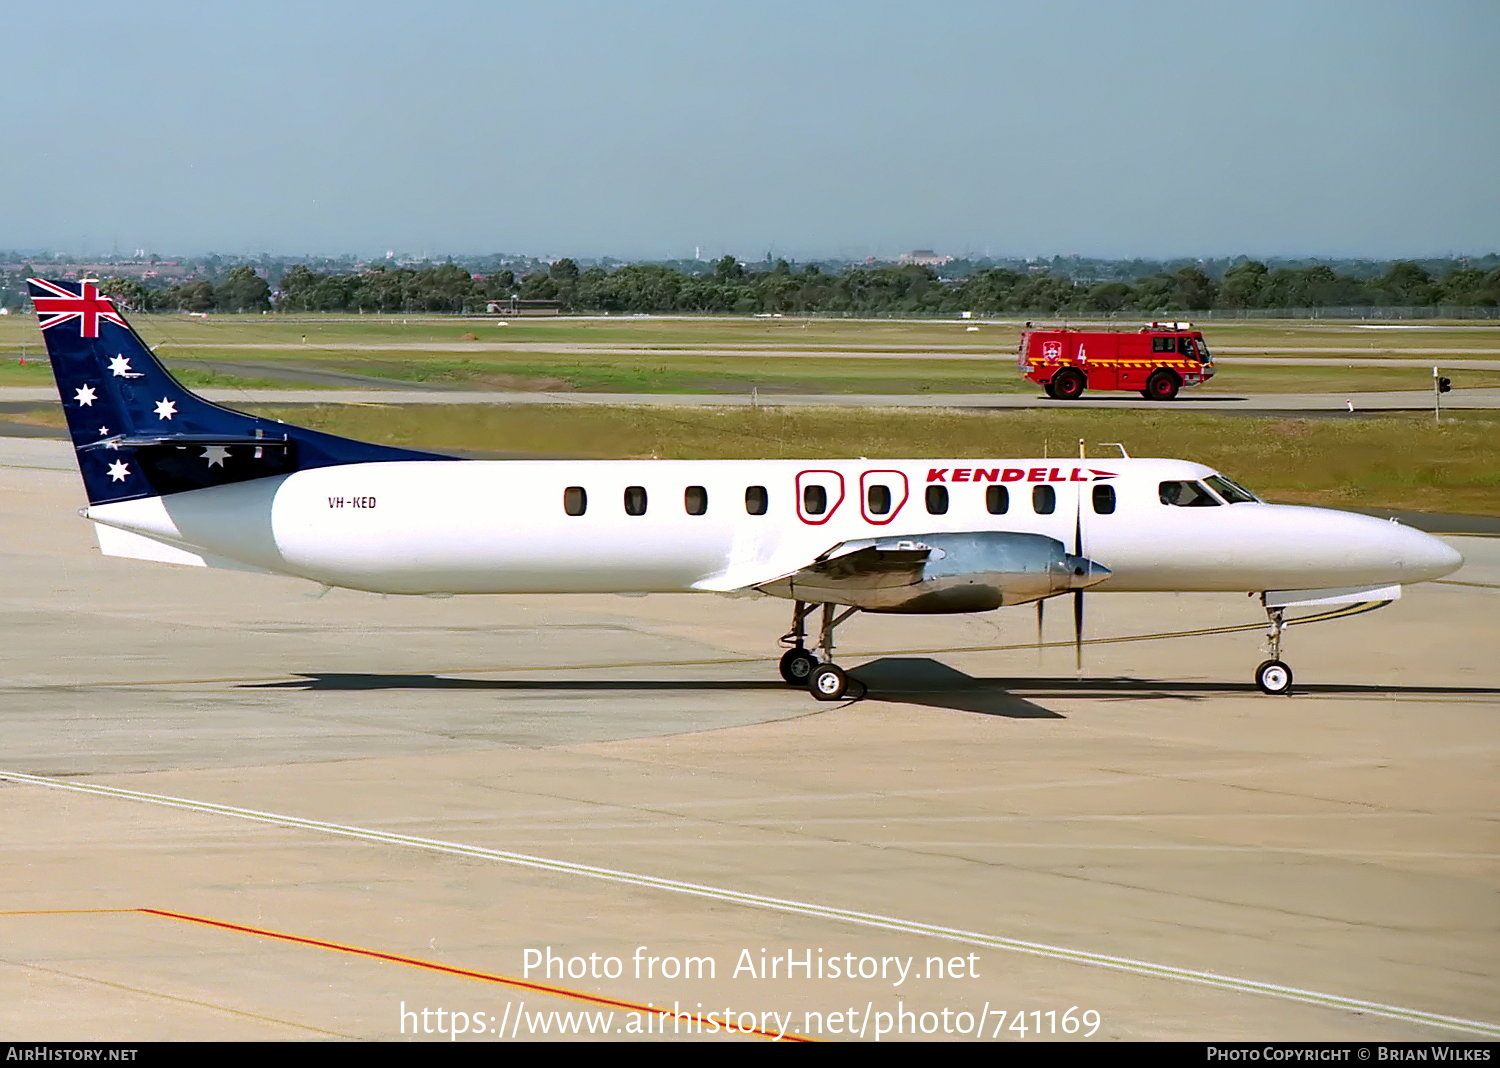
<box><xmin>242</xmin><ymin>656</ymin><xmax>1497</xmax><ymax>718</ymax></box>
<box><xmin>240</xmin><ymin>658</ymin><xmax>1055</xmax><ymax>717</ymax></box>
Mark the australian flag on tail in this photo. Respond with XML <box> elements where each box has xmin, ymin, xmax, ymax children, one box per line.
<box><xmin>28</xmin><ymin>279</ymin><xmax>453</xmax><ymax>507</ymax></box>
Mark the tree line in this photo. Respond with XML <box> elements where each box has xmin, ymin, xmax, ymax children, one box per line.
<box><xmin>93</xmin><ymin>257</ymin><xmax>1500</xmax><ymax>316</ymax></box>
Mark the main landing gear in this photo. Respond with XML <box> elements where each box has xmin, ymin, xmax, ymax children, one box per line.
<box><xmin>778</xmin><ymin>600</ymin><xmax>866</xmax><ymax>701</ymax></box>
<box><xmin>1254</xmin><ymin>602</ymin><xmax>1294</xmax><ymax>695</ymax></box>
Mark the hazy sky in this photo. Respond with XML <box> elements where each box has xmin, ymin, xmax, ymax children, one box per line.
<box><xmin>8</xmin><ymin>0</ymin><xmax>1498</xmax><ymax>260</ymax></box>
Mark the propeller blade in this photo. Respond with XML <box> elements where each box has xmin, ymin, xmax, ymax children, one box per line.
<box><xmin>1073</xmin><ymin>588</ymin><xmax>1084</xmax><ymax>671</ymax></box>
<box><xmin>1073</xmin><ymin>483</ymin><xmax>1085</xmax><ymax>671</ymax></box>
<box><xmin>1036</xmin><ymin>598</ymin><xmax>1045</xmax><ymax>662</ymax></box>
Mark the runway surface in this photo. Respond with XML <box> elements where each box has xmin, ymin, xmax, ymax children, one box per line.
<box><xmin>1</xmin><ymin>437</ymin><xmax>1496</xmax><ymax>1042</ymax></box>
<box><xmin>133</xmin><ymin>342</ymin><xmax>1500</xmax><ymax>358</ymax></box>
<box><xmin>4</xmin><ymin>384</ymin><xmax>1500</xmax><ymax>413</ymax></box>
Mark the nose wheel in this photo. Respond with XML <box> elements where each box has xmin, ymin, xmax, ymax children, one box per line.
<box><xmin>1254</xmin><ymin>602</ymin><xmax>1294</xmax><ymax>695</ymax></box>
<box><xmin>1255</xmin><ymin>659</ymin><xmax>1294</xmax><ymax>695</ymax></box>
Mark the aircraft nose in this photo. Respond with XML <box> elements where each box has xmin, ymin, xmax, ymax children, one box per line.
<box><xmin>1393</xmin><ymin>525</ymin><xmax>1462</xmax><ymax>582</ymax></box>
<box><xmin>1302</xmin><ymin>509</ymin><xmax>1464</xmax><ymax>588</ymax></box>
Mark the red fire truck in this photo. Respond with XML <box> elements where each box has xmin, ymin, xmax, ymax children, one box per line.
<box><xmin>1018</xmin><ymin>322</ymin><xmax>1215</xmax><ymax>400</ymax></box>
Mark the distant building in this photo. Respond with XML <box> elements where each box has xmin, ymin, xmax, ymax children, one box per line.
<box><xmin>899</xmin><ymin>249</ymin><xmax>954</xmax><ymax>267</ymax></box>
<box><xmin>0</xmin><ymin>260</ymin><xmax>183</xmax><ymax>282</ymax></box>
<box><xmin>485</xmin><ymin>297</ymin><xmax>561</xmax><ymax>316</ymax></box>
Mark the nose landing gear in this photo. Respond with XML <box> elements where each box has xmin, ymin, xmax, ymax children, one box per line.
<box><xmin>1254</xmin><ymin>603</ymin><xmax>1294</xmax><ymax>695</ymax></box>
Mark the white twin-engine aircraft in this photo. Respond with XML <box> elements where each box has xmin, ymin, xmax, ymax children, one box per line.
<box><xmin>29</xmin><ymin>279</ymin><xmax>1462</xmax><ymax>700</ymax></box>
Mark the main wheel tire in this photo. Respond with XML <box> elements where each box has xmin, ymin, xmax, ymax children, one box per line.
<box><xmin>1255</xmin><ymin>659</ymin><xmax>1294</xmax><ymax>695</ymax></box>
<box><xmin>810</xmin><ymin>664</ymin><xmax>849</xmax><ymax>701</ymax></box>
<box><xmin>1145</xmin><ymin>370</ymin><xmax>1181</xmax><ymax>401</ymax></box>
<box><xmin>779</xmin><ymin>647</ymin><xmax>818</xmax><ymax>687</ymax></box>
<box><xmin>1050</xmin><ymin>369</ymin><xmax>1086</xmax><ymax>400</ymax></box>
<box><xmin>1043</xmin><ymin>382</ymin><xmax>1058</xmax><ymax>398</ymax></box>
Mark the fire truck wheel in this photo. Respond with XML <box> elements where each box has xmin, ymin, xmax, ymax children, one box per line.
<box><xmin>1145</xmin><ymin>370</ymin><xmax>1180</xmax><ymax>401</ymax></box>
<box><xmin>1050</xmin><ymin>370</ymin><xmax>1086</xmax><ymax>400</ymax></box>
<box><xmin>1043</xmin><ymin>382</ymin><xmax>1058</xmax><ymax>398</ymax></box>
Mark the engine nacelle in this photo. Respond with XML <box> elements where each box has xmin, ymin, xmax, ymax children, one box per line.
<box><xmin>759</xmin><ymin>531</ymin><xmax>1110</xmax><ymax>614</ymax></box>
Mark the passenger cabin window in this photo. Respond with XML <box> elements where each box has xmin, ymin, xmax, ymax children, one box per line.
<box><xmin>685</xmin><ymin>485</ymin><xmax>708</xmax><ymax>515</ymax></box>
<box><xmin>1092</xmin><ymin>484</ymin><xmax>1116</xmax><ymax>514</ymax></box>
<box><xmin>867</xmin><ymin>484</ymin><xmax>892</xmax><ymax>516</ymax></box>
<box><xmin>803</xmin><ymin>484</ymin><xmax>828</xmax><ymax>515</ymax></box>
<box><xmin>745</xmin><ymin>485</ymin><xmax>769</xmax><ymax>515</ymax></box>
<box><xmin>1159</xmin><ymin>480</ymin><xmax>1220</xmax><ymax>507</ymax></box>
<box><xmin>1033</xmin><ymin>485</ymin><xmax>1056</xmax><ymax>514</ymax></box>
<box><xmin>1152</xmin><ymin>337</ymin><xmax>1174</xmax><ymax>353</ymax></box>
<box><xmin>563</xmin><ymin>486</ymin><xmax>587</xmax><ymax>516</ymax></box>
<box><xmin>986</xmin><ymin>485</ymin><xmax>1009</xmax><ymax>515</ymax></box>
<box><xmin>925</xmin><ymin>485</ymin><xmax>949</xmax><ymax>515</ymax></box>
<box><xmin>624</xmin><ymin>486</ymin><xmax>648</xmax><ymax>515</ymax></box>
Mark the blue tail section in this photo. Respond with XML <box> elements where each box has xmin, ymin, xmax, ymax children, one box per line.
<box><xmin>28</xmin><ymin>278</ymin><xmax>455</xmax><ymax>505</ymax></box>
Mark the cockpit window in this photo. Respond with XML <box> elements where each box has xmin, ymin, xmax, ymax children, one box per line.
<box><xmin>1159</xmin><ymin>480</ymin><xmax>1220</xmax><ymax>507</ymax></box>
<box><xmin>1204</xmin><ymin>475</ymin><xmax>1258</xmax><ymax>503</ymax></box>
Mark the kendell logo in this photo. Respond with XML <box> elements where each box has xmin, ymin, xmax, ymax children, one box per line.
<box><xmin>925</xmin><ymin>467</ymin><xmax>1117</xmax><ymax>483</ymax></box>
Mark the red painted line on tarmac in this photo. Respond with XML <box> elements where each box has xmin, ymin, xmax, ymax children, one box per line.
<box><xmin>137</xmin><ymin>907</ymin><xmax>811</xmax><ymax>1042</ymax></box>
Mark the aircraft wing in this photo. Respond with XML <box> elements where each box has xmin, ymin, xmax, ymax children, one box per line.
<box><xmin>695</xmin><ymin>531</ymin><xmax>1108</xmax><ymax>614</ymax></box>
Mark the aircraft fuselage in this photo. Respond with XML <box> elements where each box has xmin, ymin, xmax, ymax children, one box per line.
<box><xmin>84</xmin><ymin>456</ymin><xmax>1461</xmax><ymax>603</ymax></box>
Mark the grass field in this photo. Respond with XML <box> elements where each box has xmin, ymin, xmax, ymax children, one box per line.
<box><xmin>10</xmin><ymin>397</ymin><xmax>1497</xmax><ymax>514</ymax></box>
<box><xmin>3</xmin><ymin>314</ymin><xmax>1497</xmax><ymax>394</ymax></box>
<box><xmin>5</xmin><ymin>312</ymin><xmax>1496</xmax><ymax>515</ymax></box>
<box><xmin>5</xmin><ymin>353</ymin><xmax>1495</xmax><ymax>395</ymax></box>
<box><xmin>0</xmin><ymin>359</ymin><xmax>316</xmax><ymax>391</ymax></box>
<box><xmin>3</xmin><ymin>311</ymin><xmax>1499</xmax><ymax>356</ymax></box>
<box><xmin>0</xmin><ymin>403</ymin><xmax>1468</xmax><ymax>515</ymax></box>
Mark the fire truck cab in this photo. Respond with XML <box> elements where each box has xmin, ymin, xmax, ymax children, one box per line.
<box><xmin>1018</xmin><ymin>322</ymin><xmax>1215</xmax><ymax>400</ymax></box>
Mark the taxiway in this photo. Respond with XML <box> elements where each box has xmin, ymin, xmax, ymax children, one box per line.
<box><xmin>1</xmin><ymin>437</ymin><xmax>1495</xmax><ymax>1041</ymax></box>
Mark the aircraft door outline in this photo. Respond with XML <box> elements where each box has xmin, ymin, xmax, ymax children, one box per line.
<box><xmin>795</xmin><ymin>470</ymin><xmax>845</xmax><ymax>525</ymax></box>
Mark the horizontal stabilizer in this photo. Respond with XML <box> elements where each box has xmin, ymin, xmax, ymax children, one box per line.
<box><xmin>93</xmin><ymin>523</ymin><xmax>272</xmax><ymax>574</ymax></box>
<box><xmin>79</xmin><ymin>433</ymin><xmax>293</xmax><ymax>452</ymax></box>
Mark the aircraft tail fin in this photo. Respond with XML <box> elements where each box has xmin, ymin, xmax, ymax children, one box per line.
<box><xmin>27</xmin><ymin>278</ymin><xmax>451</xmax><ymax>506</ymax></box>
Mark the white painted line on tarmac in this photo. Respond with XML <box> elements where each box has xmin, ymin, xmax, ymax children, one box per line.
<box><xmin>4</xmin><ymin>767</ymin><xmax>1496</xmax><ymax>1038</ymax></box>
